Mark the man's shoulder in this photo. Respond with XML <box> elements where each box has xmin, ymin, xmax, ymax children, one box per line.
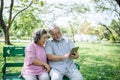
<box><xmin>47</xmin><ymin>38</ymin><xmax>53</xmax><ymax>41</ymax></box>
<box><xmin>63</xmin><ymin>37</ymin><xmax>69</xmax><ymax>40</ymax></box>
<box><xmin>63</xmin><ymin>37</ymin><xmax>72</xmax><ymax>42</ymax></box>
<box><xmin>46</xmin><ymin>38</ymin><xmax>53</xmax><ymax>44</ymax></box>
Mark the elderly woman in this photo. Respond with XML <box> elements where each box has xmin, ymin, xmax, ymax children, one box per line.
<box><xmin>21</xmin><ymin>28</ymin><xmax>50</xmax><ymax>80</ymax></box>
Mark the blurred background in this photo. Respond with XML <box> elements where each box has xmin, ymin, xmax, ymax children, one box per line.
<box><xmin>0</xmin><ymin>0</ymin><xmax>120</xmax><ymax>80</ymax></box>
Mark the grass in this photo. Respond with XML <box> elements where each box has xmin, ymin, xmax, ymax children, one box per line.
<box><xmin>75</xmin><ymin>42</ymin><xmax>120</xmax><ymax>80</ymax></box>
<box><xmin>0</xmin><ymin>42</ymin><xmax>120</xmax><ymax>80</ymax></box>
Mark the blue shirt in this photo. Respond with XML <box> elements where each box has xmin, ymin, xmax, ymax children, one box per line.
<box><xmin>45</xmin><ymin>37</ymin><xmax>76</xmax><ymax>74</ymax></box>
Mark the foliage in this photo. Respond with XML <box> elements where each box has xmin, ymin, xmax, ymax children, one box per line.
<box><xmin>10</xmin><ymin>9</ymin><xmax>43</xmax><ymax>39</ymax></box>
<box><xmin>0</xmin><ymin>0</ymin><xmax>33</xmax><ymax>44</ymax></box>
<box><xmin>93</xmin><ymin>0</ymin><xmax>120</xmax><ymax>42</ymax></box>
<box><xmin>110</xmin><ymin>19</ymin><xmax>120</xmax><ymax>41</ymax></box>
<box><xmin>1</xmin><ymin>0</ymin><xmax>120</xmax><ymax>44</ymax></box>
<box><xmin>115</xmin><ymin>0</ymin><xmax>120</xmax><ymax>6</ymax></box>
<box><xmin>0</xmin><ymin>0</ymin><xmax>45</xmax><ymax>44</ymax></box>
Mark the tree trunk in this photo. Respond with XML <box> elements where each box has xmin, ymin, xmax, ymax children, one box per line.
<box><xmin>101</xmin><ymin>24</ymin><xmax>116</xmax><ymax>42</ymax></box>
<box><xmin>3</xmin><ymin>27</ymin><xmax>11</xmax><ymax>45</ymax></box>
<box><xmin>71</xmin><ymin>26</ymin><xmax>75</xmax><ymax>43</ymax></box>
<box><xmin>115</xmin><ymin>0</ymin><xmax>120</xmax><ymax>7</ymax></box>
<box><xmin>0</xmin><ymin>0</ymin><xmax>33</xmax><ymax>45</ymax></box>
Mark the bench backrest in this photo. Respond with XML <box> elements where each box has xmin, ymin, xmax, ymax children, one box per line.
<box><xmin>3</xmin><ymin>46</ymin><xmax>25</xmax><ymax>68</ymax></box>
<box><xmin>3</xmin><ymin>46</ymin><xmax>25</xmax><ymax>57</ymax></box>
<box><xmin>2</xmin><ymin>46</ymin><xmax>26</xmax><ymax>79</ymax></box>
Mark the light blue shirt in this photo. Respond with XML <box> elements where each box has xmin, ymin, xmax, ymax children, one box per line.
<box><xmin>45</xmin><ymin>37</ymin><xmax>76</xmax><ymax>74</ymax></box>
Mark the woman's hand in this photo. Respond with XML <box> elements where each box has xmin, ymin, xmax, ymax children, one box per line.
<box><xmin>43</xmin><ymin>63</ymin><xmax>50</xmax><ymax>72</ymax></box>
<box><xmin>32</xmin><ymin>59</ymin><xmax>50</xmax><ymax>72</ymax></box>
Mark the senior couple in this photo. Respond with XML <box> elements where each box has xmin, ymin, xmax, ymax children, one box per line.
<box><xmin>21</xmin><ymin>25</ymin><xmax>83</xmax><ymax>80</ymax></box>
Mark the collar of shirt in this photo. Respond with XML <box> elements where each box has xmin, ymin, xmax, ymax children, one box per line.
<box><xmin>52</xmin><ymin>37</ymin><xmax>64</xmax><ymax>42</ymax></box>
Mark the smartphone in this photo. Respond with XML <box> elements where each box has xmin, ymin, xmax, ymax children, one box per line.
<box><xmin>70</xmin><ymin>47</ymin><xmax>79</xmax><ymax>55</ymax></box>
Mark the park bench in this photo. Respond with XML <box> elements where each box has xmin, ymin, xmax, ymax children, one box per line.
<box><xmin>2</xmin><ymin>46</ymin><xmax>25</xmax><ymax>80</ymax></box>
<box><xmin>2</xmin><ymin>45</ymin><xmax>80</xmax><ymax>80</ymax></box>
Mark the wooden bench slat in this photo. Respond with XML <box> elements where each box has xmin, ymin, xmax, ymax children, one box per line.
<box><xmin>5</xmin><ymin>63</ymin><xmax>24</xmax><ymax>67</ymax></box>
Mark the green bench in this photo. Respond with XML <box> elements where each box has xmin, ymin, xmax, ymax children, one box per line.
<box><xmin>2</xmin><ymin>46</ymin><xmax>25</xmax><ymax>80</ymax></box>
<box><xmin>2</xmin><ymin>46</ymin><xmax>80</xmax><ymax>80</ymax></box>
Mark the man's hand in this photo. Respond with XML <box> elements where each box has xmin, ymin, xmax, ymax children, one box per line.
<box><xmin>70</xmin><ymin>52</ymin><xmax>79</xmax><ymax>59</ymax></box>
<box><xmin>64</xmin><ymin>53</ymin><xmax>70</xmax><ymax>59</ymax></box>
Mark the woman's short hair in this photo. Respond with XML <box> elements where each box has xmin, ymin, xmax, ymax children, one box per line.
<box><xmin>32</xmin><ymin>28</ymin><xmax>47</xmax><ymax>43</ymax></box>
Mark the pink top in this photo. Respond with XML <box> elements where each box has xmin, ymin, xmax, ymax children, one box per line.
<box><xmin>21</xmin><ymin>42</ymin><xmax>47</xmax><ymax>75</ymax></box>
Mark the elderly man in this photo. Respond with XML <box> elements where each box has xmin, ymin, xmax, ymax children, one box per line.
<box><xmin>45</xmin><ymin>25</ymin><xmax>83</xmax><ymax>80</ymax></box>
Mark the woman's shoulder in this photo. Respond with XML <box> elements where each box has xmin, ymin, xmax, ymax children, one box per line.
<box><xmin>26</xmin><ymin>42</ymin><xmax>35</xmax><ymax>49</ymax></box>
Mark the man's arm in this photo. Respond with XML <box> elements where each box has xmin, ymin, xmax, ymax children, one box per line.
<box><xmin>47</xmin><ymin>53</ymin><xmax>70</xmax><ymax>61</ymax></box>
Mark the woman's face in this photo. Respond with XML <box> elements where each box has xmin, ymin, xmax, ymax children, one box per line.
<box><xmin>38</xmin><ymin>34</ymin><xmax>47</xmax><ymax>46</ymax></box>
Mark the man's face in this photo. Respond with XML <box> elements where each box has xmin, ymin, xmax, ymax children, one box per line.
<box><xmin>51</xmin><ymin>28</ymin><xmax>62</xmax><ymax>41</ymax></box>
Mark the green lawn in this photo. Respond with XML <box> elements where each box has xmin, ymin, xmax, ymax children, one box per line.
<box><xmin>75</xmin><ymin>42</ymin><xmax>120</xmax><ymax>80</ymax></box>
<box><xmin>0</xmin><ymin>42</ymin><xmax>120</xmax><ymax>80</ymax></box>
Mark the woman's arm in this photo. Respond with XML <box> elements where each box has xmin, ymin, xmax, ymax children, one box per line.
<box><xmin>32</xmin><ymin>59</ymin><xmax>50</xmax><ymax>72</ymax></box>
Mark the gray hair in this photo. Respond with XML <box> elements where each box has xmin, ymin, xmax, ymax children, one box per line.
<box><xmin>32</xmin><ymin>28</ymin><xmax>47</xmax><ymax>43</ymax></box>
<box><xmin>48</xmin><ymin>25</ymin><xmax>61</xmax><ymax>34</ymax></box>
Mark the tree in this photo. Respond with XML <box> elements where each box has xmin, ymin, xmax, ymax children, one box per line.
<box><xmin>93</xmin><ymin>0</ymin><xmax>120</xmax><ymax>42</ymax></box>
<box><xmin>100</xmin><ymin>24</ymin><xmax>116</xmax><ymax>42</ymax></box>
<box><xmin>110</xmin><ymin>19</ymin><xmax>120</xmax><ymax>41</ymax></box>
<box><xmin>0</xmin><ymin>0</ymin><xmax>33</xmax><ymax>44</ymax></box>
<box><xmin>11</xmin><ymin>9</ymin><xmax>43</xmax><ymax>39</ymax></box>
<box><xmin>115</xmin><ymin>0</ymin><xmax>120</xmax><ymax>7</ymax></box>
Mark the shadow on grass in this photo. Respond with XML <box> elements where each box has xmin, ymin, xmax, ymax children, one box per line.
<box><xmin>103</xmin><ymin>43</ymin><xmax>120</xmax><ymax>47</ymax></box>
